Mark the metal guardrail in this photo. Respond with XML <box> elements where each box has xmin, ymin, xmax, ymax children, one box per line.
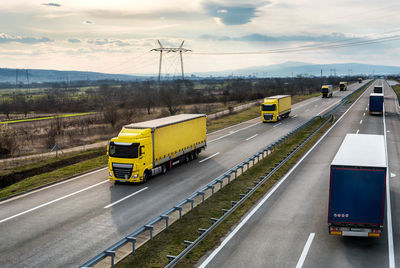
<box><xmin>80</xmin><ymin>81</ymin><xmax>371</xmax><ymax>268</ymax></box>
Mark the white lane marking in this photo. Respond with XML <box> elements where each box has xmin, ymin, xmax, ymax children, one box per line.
<box><xmin>363</xmin><ymin>113</ymin><xmax>365</xmax><ymax>116</ymax></box>
<box><xmin>0</xmin><ymin>167</ymin><xmax>108</xmax><ymax>205</ymax></box>
<box><xmin>295</xmin><ymin>233</ymin><xmax>315</xmax><ymax>268</ymax></box>
<box><xmin>273</xmin><ymin>122</ymin><xmax>282</xmax><ymax>128</ymax></box>
<box><xmin>0</xmin><ymin>180</ymin><xmax>109</xmax><ymax>224</ymax></box>
<box><xmin>199</xmin><ymin>152</ymin><xmax>220</xmax><ymax>163</ymax></box>
<box><xmin>208</xmin><ymin>117</ymin><xmax>258</xmax><ymax>135</ymax></box>
<box><xmin>356</xmin><ymin>129</ymin><xmax>359</xmax><ymax>134</ymax></box>
<box><xmin>198</xmin><ymin>78</ymin><xmax>369</xmax><ymax>268</ymax></box>
<box><xmin>383</xmin><ymin>103</ymin><xmax>396</xmax><ymax>268</ymax></box>
<box><xmin>292</xmin><ymin>115</ymin><xmax>298</xmax><ymax>118</ymax></box>
<box><xmin>305</xmin><ymin>109</ymin><xmax>310</xmax><ymax>112</ymax></box>
<box><xmin>245</xmin><ymin>134</ymin><xmax>258</xmax><ymax>141</ymax></box>
<box><xmin>360</xmin><ymin>120</ymin><xmax>363</xmax><ymax>124</ymax></box>
<box><xmin>316</xmin><ymin>99</ymin><xmax>342</xmax><ymax>116</ymax></box>
<box><xmin>208</xmin><ymin>123</ymin><xmax>261</xmax><ymax>143</ymax></box>
<box><xmin>104</xmin><ymin>187</ymin><xmax>148</xmax><ymax>209</ymax></box>
<box><xmin>391</xmin><ymin>172</ymin><xmax>396</xmax><ymax>178</ymax></box>
<box><xmin>387</xmin><ymin>130</ymin><xmax>390</xmax><ymax>133</ymax></box>
<box><xmin>366</xmin><ymin>107</ymin><xmax>368</xmax><ymax>111</ymax></box>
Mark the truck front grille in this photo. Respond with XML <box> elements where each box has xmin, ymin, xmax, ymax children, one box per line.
<box><xmin>112</xmin><ymin>163</ymin><xmax>133</xmax><ymax>179</ymax></box>
<box><xmin>263</xmin><ymin>114</ymin><xmax>273</xmax><ymax>121</ymax></box>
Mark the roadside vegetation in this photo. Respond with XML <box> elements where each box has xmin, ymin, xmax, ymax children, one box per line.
<box><xmin>116</xmin><ymin>115</ymin><xmax>334</xmax><ymax>268</ymax></box>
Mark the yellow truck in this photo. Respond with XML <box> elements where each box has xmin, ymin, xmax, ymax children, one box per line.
<box><xmin>358</xmin><ymin>78</ymin><xmax>363</xmax><ymax>83</ymax></box>
<box><xmin>321</xmin><ymin>85</ymin><xmax>333</xmax><ymax>98</ymax></box>
<box><xmin>261</xmin><ymin>95</ymin><xmax>291</xmax><ymax>122</ymax></box>
<box><xmin>108</xmin><ymin>114</ymin><xmax>207</xmax><ymax>183</ymax></box>
<box><xmin>339</xmin><ymin>82</ymin><xmax>348</xmax><ymax>91</ymax></box>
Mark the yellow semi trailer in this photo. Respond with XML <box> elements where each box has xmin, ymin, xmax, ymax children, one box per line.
<box><xmin>339</xmin><ymin>82</ymin><xmax>348</xmax><ymax>91</ymax></box>
<box><xmin>108</xmin><ymin>114</ymin><xmax>207</xmax><ymax>183</ymax></box>
<box><xmin>261</xmin><ymin>95</ymin><xmax>291</xmax><ymax>122</ymax></box>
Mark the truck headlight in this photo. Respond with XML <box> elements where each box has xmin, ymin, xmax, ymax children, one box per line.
<box><xmin>132</xmin><ymin>174</ymin><xmax>138</xmax><ymax>178</ymax></box>
<box><xmin>109</xmin><ymin>172</ymin><xmax>113</xmax><ymax>177</ymax></box>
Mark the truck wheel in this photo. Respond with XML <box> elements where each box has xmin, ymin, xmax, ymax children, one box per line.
<box><xmin>162</xmin><ymin>164</ymin><xmax>167</xmax><ymax>174</ymax></box>
<box><xmin>143</xmin><ymin>171</ymin><xmax>149</xmax><ymax>183</ymax></box>
<box><xmin>193</xmin><ymin>151</ymin><xmax>198</xmax><ymax>159</ymax></box>
<box><xmin>185</xmin><ymin>154</ymin><xmax>190</xmax><ymax>163</ymax></box>
<box><xmin>189</xmin><ymin>152</ymin><xmax>194</xmax><ymax>161</ymax></box>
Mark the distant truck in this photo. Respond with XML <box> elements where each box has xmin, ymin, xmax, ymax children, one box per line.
<box><xmin>321</xmin><ymin>85</ymin><xmax>333</xmax><ymax>98</ymax></box>
<box><xmin>108</xmin><ymin>114</ymin><xmax>207</xmax><ymax>183</ymax></box>
<box><xmin>358</xmin><ymin>78</ymin><xmax>363</xmax><ymax>83</ymax></box>
<box><xmin>369</xmin><ymin>93</ymin><xmax>384</xmax><ymax>115</ymax></box>
<box><xmin>328</xmin><ymin>134</ymin><xmax>387</xmax><ymax>237</ymax></box>
<box><xmin>261</xmin><ymin>95</ymin><xmax>291</xmax><ymax>122</ymax></box>
<box><xmin>373</xmin><ymin>85</ymin><xmax>384</xmax><ymax>94</ymax></box>
<box><xmin>339</xmin><ymin>82</ymin><xmax>348</xmax><ymax>91</ymax></box>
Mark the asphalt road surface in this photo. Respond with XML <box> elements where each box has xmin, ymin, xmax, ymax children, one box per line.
<box><xmin>198</xmin><ymin>80</ymin><xmax>400</xmax><ymax>268</ymax></box>
<box><xmin>0</xmin><ymin>81</ymin><xmax>370</xmax><ymax>267</ymax></box>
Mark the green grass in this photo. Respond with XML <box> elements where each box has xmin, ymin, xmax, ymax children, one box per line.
<box><xmin>0</xmin><ymin>112</ymin><xmax>97</xmax><ymax>124</ymax></box>
<box><xmin>392</xmin><ymin>84</ymin><xmax>400</xmax><ymax>104</ymax></box>
<box><xmin>116</xmin><ymin>116</ymin><xmax>333</xmax><ymax>268</ymax></box>
<box><xmin>0</xmin><ymin>155</ymin><xmax>107</xmax><ymax>199</ymax></box>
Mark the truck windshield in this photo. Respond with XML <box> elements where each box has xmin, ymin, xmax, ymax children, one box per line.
<box><xmin>322</xmin><ymin>88</ymin><xmax>329</xmax><ymax>93</ymax></box>
<box><xmin>109</xmin><ymin>142</ymin><xmax>139</xmax><ymax>158</ymax></box>
<box><xmin>340</xmin><ymin>84</ymin><xmax>344</xmax><ymax>88</ymax></box>
<box><xmin>262</xmin><ymin>104</ymin><xmax>276</xmax><ymax>111</ymax></box>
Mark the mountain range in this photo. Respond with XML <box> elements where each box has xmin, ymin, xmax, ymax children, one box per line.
<box><xmin>1</xmin><ymin>62</ymin><xmax>400</xmax><ymax>84</ymax></box>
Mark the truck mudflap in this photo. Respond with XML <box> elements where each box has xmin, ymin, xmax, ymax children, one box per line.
<box><xmin>329</xmin><ymin>226</ymin><xmax>382</xmax><ymax>237</ymax></box>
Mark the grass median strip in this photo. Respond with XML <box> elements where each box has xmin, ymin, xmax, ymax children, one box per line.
<box><xmin>116</xmin><ymin>116</ymin><xmax>333</xmax><ymax>268</ymax></box>
<box><xmin>0</xmin><ymin>154</ymin><xmax>107</xmax><ymax>199</ymax></box>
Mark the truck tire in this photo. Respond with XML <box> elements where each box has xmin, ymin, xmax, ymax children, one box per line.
<box><xmin>162</xmin><ymin>164</ymin><xmax>167</xmax><ymax>174</ymax></box>
<box><xmin>189</xmin><ymin>152</ymin><xmax>194</xmax><ymax>161</ymax></box>
<box><xmin>143</xmin><ymin>171</ymin><xmax>149</xmax><ymax>183</ymax></box>
<box><xmin>193</xmin><ymin>151</ymin><xmax>198</xmax><ymax>159</ymax></box>
<box><xmin>185</xmin><ymin>154</ymin><xmax>190</xmax><ymax>163</ymax></box>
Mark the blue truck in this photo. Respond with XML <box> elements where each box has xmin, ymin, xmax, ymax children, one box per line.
<box><xmin>328</xmin><ymin>134</ymin><xmax>387</xmax><ymax>237</ymax></box>
<box><xmin>369</xmin><ymin>93</ymin><xmax>384</xmax><ymax>115</ymax></box>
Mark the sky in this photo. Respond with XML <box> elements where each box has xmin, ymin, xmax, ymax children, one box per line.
<box><xmin>0</xmin><ymin>0</ymin><xmax>400</xmax><ymax>75</ymax></box>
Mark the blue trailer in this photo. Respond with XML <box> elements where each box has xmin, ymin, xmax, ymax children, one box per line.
<box><xmin>328</xmin><ymin>134</ymin><xmax>387</xmax><ymax>237</ymax></box>
<box><xmin>369</xmin><ymin>93</ymin><xmax>384</xmax><ymax>115</ymax></box>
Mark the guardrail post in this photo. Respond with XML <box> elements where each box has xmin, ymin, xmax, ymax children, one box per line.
<box><xmin>197</xmin><ymin>191</ymin><xmax>205</xmax><ymax>202</ymax></box>
<box><xmin>126</xmin><ymin>237</ymin><xmax>136</xmax><ymax>254</ymax></box>
<box><xmin>174</xmin><ymin>206</ymin><xmax>183</xmax><ymax>219</ymax></box>
<box><xmin>167</xmin><ymin>255</ymin><xmax>176</xmax><ymax>263</ymax></box>
<box><xmin>198</xmin><ymin>228</ymin><xmax>207</xmax><ymax>234</ymax></box>
<box><xmin>224</xmin><ymin>173</ymin><xmax>231</xmax><ymax>184</ymax></box>
<box><xmin>184</xmin><ymin>240</ymin><xmax>193</xmax><ymax>248</ymax></box>
<box><xmin>216</xmin><ymin>178</ymin><xmax>223</xmax><ymax>189</ymax></box>
<box><xmin>231</xmin><ymin>168</ymin><xmax>238</xmax><ymax>179</ymax></box>
<box><xmin>144</xmin><ymin>225</ymin><xmax>154</xmax><ymax>240</ymax></box>
<box><xmin>161</xmin><ymin>215</ymin><xmax>169</xmax><ymax>229</ymax></box>
<box><xmin>210</xmin><ymin>217</ymin><xmax>219</xmax><ymax>223</ymax></box>
<box><xmin>206</xmin><ymin>184</ymin><xmax>215</xmax><ymax>195</ymax></box>
<box><xmin>105</xmin><ymin>251</ymin><xmax>115</xmax><ymax>268</ymax></box>
<box><xmin>187</xmin><ymin>198</ymin><xmax>194</xmax><ymax>210</ymax></box>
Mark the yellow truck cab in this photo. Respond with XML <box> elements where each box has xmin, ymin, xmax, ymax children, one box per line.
<box><xmin>261</xmin><ymin>95</ymin><xmax>291</xmax><ymax>122</ymax></box>
<box><xmin>358</xmin><ymin>78</ymin><xmax>363</xmax><ymax>83</ymax></box>
<box><xmin>339</xmin><ymin>82</ymin><xmax>348</xmax><ymax>91</ymax></box>
<box><xmin>108</xmin><ymin>114</ymin><xmax>207</xmax><ymax>183</ymax></box>
<box><xmin>321</xmin><ymin>85</ymin><xmax>333</xmax><ymax>98</ymax></box>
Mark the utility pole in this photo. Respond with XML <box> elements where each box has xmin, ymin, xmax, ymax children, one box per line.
<box><xmin>320</xmin><ymin>69</ymin><xmax>323</xmax><ymax>87</ymax></box>
<box><xmin>151</xmin><ymin>40</ymin><xmax>191</xmax><ymax>83</ymax></box>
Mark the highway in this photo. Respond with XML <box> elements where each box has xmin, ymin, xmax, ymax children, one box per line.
<box><xmin>0</xmin><ymin>81</ymin><xmax>369</xmax><ymax>267</ymax></box>
<box><xmin>198</xmin><ymin>80</ymin><xmax>400</xmax><ymax>268</ymax></box>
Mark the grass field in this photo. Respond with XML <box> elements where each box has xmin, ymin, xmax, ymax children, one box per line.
<box><xmin>0</xmin><ymin>112</ymin><xmax>97</xmax><ymax>124</ymax></box>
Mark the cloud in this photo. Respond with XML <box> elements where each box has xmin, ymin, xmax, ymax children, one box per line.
<box><xmin>203</xmin><ymin>1</ymin><xmax>271</xmax><ymax>25</ymax></box>
<box><xmin>41</xmin><ymin>3</ymin><xmax>62</xmax><ymax>7</ymax></box>
<box><xmin>68</xmin><ymin>38</ymin><xmax>81</xmax><ymax>43</ymax></box>
<box><xmin>83</xmin><ymin>20</ymin><xmax>94</xmax><ymax>24</ymax></box>
<box><xmin>87</xmin><ymin>38</ymin><xmax>131</xmax><ymax>47</ymax></box>
<box><xmin>199</xmin><ymin>32</ymin><xmax>364</xmax><ymax>43</ymax></box>
<box><xmin>0</xmin><ymin>33</ymin><xmax>53</xmax><ymax>44</ymax></box>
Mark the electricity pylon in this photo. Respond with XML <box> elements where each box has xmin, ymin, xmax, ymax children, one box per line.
<box><xmin>151</xmin><ymin>40</ymin><xmax>191</xmax><ymax>82</ymax></box>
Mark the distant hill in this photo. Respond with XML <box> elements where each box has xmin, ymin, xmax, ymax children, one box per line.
<box><xmin>193</xmin><ymin>62</ymin><xmax>400</xmax><ymax>77</ymax></box>
<box><xmin>0</xmin><ymin>68</ymin><xmax>145</xmax><ymax>84</ymax></box>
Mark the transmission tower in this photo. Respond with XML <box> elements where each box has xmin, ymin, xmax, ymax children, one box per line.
<box><xmin>151</xmin><ymin>40</ymin><xmax>192</xmax><ymax>82</ymax></box>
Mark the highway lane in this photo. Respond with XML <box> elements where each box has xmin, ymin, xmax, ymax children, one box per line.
<box><xmin>0</xmin><ymin>81</ymin><xmax>368</xmax><ymax>267</ymax></box>
<box><xmin>199</xmin><ymin>79</ymin><xmax>399</xmax><ymax>268</ymax></box>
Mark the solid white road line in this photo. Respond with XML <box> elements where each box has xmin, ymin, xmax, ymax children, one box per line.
<box><xmin>208</xmin><ymin>117</ymin><xmax>258</xmax><ymax>135</ymax></box>
<box><xmin>0</xmin><ymin>180</ymin><xmax>109</xmax><ymax>224</ymax></box>
<box><xmin>273</xmin><ymin>123</ymin><xmax>282</xmax><ymax>128</ymax></box>
<box><xmin>104</xmin><ymin>187</ymin><xmax>148</xmax><ymax>209</ymax></box>
<box><xmin>292</xmin><ymin>115</ymin><xmax>298</xmax><ymax>118</ymax></box>
<box><xmin>360</xmin><ymin>120</ymin><xmax>363</xmax><ymax>124</ymax></box>
<box><xmin>198</xmin><ymin>79</ymin><xmax>369</xmax><ymax>268</ymax></box>
<box><xmin>383</xmin><ymin>104</ymin><xmax>396</xmax><ymax>268</ymax></box>
<box><xmin>356</xmin><ymin>129</ymin><xmax>359</xmax><ymax>134</ymax></box>
<box><xmin>199</xmin><ymin>152</ymin><xmax>220</xmax><ymax>163</ymax></box>
<box><xmin>208</xmin><ymin>123</ymin><xmax>261</xmax><ymax>143</ymax></box>
<box><xmin>363</xmin><ymin>112</ymin><xmax>366</xmax><ymax>116</ymax></box>
<box><xmin>245</xmin><ymin>134</ymin><xmax>258</xmax><ymax>141</ymax></box>
<box><xmin>0</xmin><ymin>167</ymin><xmax>108</xmax><ymax>205</ymax></box>
<box><xmin>295</xmin><ymin>233</ymin><xmax>315</xmax><ymax>268</ymax></box>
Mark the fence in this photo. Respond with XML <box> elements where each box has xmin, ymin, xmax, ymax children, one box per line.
<box><xmin>80</xmin><ymin>81</ymin><xmax>372</xmax><ymax>268</ymax></box>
